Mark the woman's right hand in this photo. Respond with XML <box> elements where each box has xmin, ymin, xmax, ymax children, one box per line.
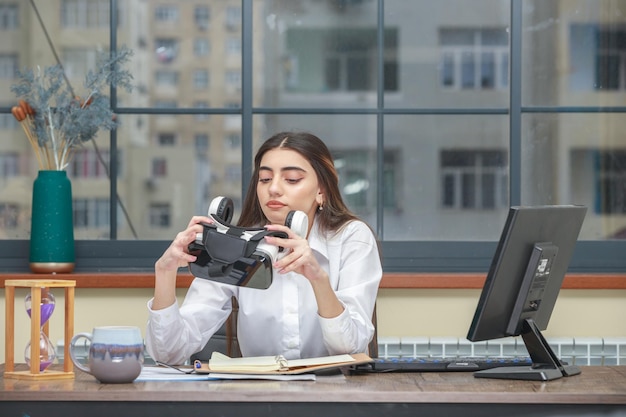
<box><xmin>155</xmin><ymin>216</ymin><xmax>213</xmax><ymax>274</ymax></box>
<box><xmin>152</xmin><ymin>216</ymin><xmax>213</xmax><ymax>310</ymax></box>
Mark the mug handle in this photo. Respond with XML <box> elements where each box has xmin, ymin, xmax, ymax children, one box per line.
<box><xmin>69</xmin><ymin>332</ymin><xmax>92</xmax><ymax>374</ymax></box>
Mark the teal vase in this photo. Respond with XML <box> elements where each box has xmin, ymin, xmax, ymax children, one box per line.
<box><xmin>29</xmin><ymin>170</ymin><xmax>75</xmax><ymax>274</ymax></box>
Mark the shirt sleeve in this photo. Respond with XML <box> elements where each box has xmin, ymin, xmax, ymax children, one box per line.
<box><xmin>145</xmin><ymin>278</ymin><xmax>236</xmax><ymax>365</ymax></box>
<box><xmin>317</xmin><ymin>221</ymin><xmax>382</xmax><ymax>355</ymax></box>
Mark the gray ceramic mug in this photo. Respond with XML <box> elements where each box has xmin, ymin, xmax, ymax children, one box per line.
<box><xmin>69</xmin><ymin>326</ymin><xmax>144</xmax><ymax>383</ymax></box>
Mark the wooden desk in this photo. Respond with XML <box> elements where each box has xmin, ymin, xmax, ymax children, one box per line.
<box><xmin>2</xmin><ymin>364</ymin><xmax>626</xmax><ymax>417</ymax></box>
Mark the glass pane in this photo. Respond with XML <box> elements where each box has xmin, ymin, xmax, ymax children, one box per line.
<box><xmin>523</xmin><ymin>0</ymin><xmax>626</xmax><ymax>106</ymax></box>
<box><xmin>256</xmin><ymin>0</ymin><xmax>379</xmax><ymax>108</ymax></box>
<box><xmin>114</xmin><ymin>115</ymin><xmax>241</xmax><ymax>240</ymax></box>
<box><xmin>253</xmin><ymin>114</ymin><xmax>378</xmax><ymax>230</ymax></box>
<box><xmin>385</xmin><ymin>0</ymin><xmax>510</xmax><ymax>108</ymax></box>
<box><xmin>118</xmin><ymin>1</ymin><xmax>241</xmax><ymax>109</ymax></box>
<box><xmin>384</xmin><ymin>115</ymin><xmax>509</xmax><ymax>240</ymax></box>
<box><xmin>522</xmin><ymin>113</ymin><xmax>626</xmax><ymax>240</ymax></box>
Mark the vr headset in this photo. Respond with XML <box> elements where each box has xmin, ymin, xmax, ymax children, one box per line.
<box><xmin>188</xmin><ymin>196</ymin><xmax>308</xmax><ymax>289</ymax></box>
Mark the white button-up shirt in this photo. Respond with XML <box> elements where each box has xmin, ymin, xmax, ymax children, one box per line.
<box><xmin>145</xmin><ymin>218</ymin><xmax>382</xmax><ymax>365</ymax></box>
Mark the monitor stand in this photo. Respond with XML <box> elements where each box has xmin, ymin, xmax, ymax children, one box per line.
<box><xmin>473</xmin><ymin>318</ymin><xmax>581</xmax><ymax>381</ymax></box>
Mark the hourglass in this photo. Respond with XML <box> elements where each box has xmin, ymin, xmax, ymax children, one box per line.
<box><xmin>4</xmin><ymin>279</ymin><xmax>75</xmax><ymax>380</ymax></box>
<box><xmin>24</xmin><ymin>287</ymin><xmax>57</xmax><ymax>371</ymax></box>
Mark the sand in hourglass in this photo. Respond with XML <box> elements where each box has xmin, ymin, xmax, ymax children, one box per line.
<box><xmin>25</xmin><ymin>290</ymin><xmax>57</xmax><ymax>372</ymax></box>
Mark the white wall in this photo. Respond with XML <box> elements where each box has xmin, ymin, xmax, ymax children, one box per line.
<box><xmin>1</xmin><ymin>287</ymin><xmax>625</xmax><ymax>362</ymax></box>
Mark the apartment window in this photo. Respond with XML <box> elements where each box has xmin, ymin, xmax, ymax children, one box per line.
<box><xmin>0</xmin><ymin>54</ymin><xmax>17</xmax><ymax>78</ymax></box>
<box><xmin>149</xmin><ymin>203</ymin><xmax>171</xmax><ymax>228</ymax></box>
<box><xmin>74</xmin><ymin>198</ymin><xmax>110</xmax><ymax>229</ymax></box>
<box><xmin>157</xmin><ymin>133</ymin><xmax>176</xmax><ymax>146</ymax></box>
<box><xmin>225</xmin><ymin>133</ymin><xmax>240</xmax><ymax>149</ymax></box>
<box><xmin>155</xmin><ymin>70</ymin><xmax>179</xmax><ymax>86</ymax></box>
<box><xmin>62</xmin><ymin>48</ymin><xmax>100</xmax><ymax>78</ymax></box>
<box><xmin>596</xmin><ymin>151</ymin><xmax>626</xmax><ymax>214</ymax></box>
<box><xmin>61</xmin><ymin>0</ymin><xmax>109</xmax><ymax>28</ymax></box>
<box><xmin>194</xmin><ymin>134</ymin><xmax>209</xmax><ymax>152</ymax></box>
<box><xmin>333</xmin><ymin>150</ymin><xmax>398</xmax><ymax>211</ymax></box>
<box><xmin>0</xmin><ymin>153</ymin><xmax>19</xmax><ymax>177</ymax></box>
<box><xmin>440</xmin><ymin>28</ymin><xmax>509</xmax><ymax>90</ymax></box>
<box><xmin>154</xmin><ymin>100</ymin><xmax>177</xmax><ymax>109</ymax></box>
<box><xmin>151</xmin><ymin>158</ymin><xmax>167</xmax><ymax>177</ymax></box>
<box><xmin>225</xmin><ymin>70</ymin><xmax>241</xmax><ymax>89</ymax></box>
<box><xmin>193</xmin><ymin>70</ymin><xmax>209</xmax><ymax>89</ymax></box>
<box><xmin>225</xmin><ymin>6</ymin><xmax>240</xmax><ymax>31</ymax></box>
<box><xmin>194</xmin><ymin>38</ymin><xmax>210</xmax><ymax>57</ymax></box>
<box><xmin>595</xmin><ymin>27</ymin><xmax>626</xmax><ymax>90</ymax></box>
<box><xmin>286</xmin><ymin>28</ymin><xmax>398</xmax><ymax>93</ymax></box>
<box><xmin>225</xmin><ymin>164</ymin><xmax>240</xmax><ymax>183</ymax></box>
<box><xmin>193</xmin><ymin>101</ymin><xmax>209</xmax><ymax>120</ymax></box>
<box><xmin>0</xmin><ymin>4</ymin><xmax>18</xmax><ymax>30</ymax></box>
<box><xmin>67</xmin><ymin>149</ymin><xmax>109</xmax><ymax>179</ymax></box>
<box><xmin>0</xmin><ymin>203</ymin><xmax>18</xmax><ymax>229</ymax></box>
<box><xmin>194</xmin><ymin>5</ymin><xmax>210</xmax><ymax>30</ymax></box>
<box><xmin>225</xmin><ymin>38</ymin><xmax>241</xmax><ymax>55</ymax></box>
<box><xmin>441</xmin><ymin>150</ymin><xmax>508</xmax><ymax>210</ymax></box>
<box><xmin>155</xmin><ymin>39</ymin><xmax>178</xmax><ymax>64</ymax></box>
<box><xmin>154</xmin><ymin>6</ymin><xmax>178</xmax><ymax>23</ymax></box>
<box><xmin>0</xmin><ymin>113</ymin><xmax>17</xmax><ymax>129</ymax></box>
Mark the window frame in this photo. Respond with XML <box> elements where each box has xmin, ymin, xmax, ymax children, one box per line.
<box><xmin>1</xmin><ymin>0</ymin><xmax>626</xmax><ymax>274</ymax></box>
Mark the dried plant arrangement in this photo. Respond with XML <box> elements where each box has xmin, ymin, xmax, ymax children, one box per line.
<box><xmin>11</xmin><ymin>46</ymin><xmax>134</xmax><ymax>171</ymax></box>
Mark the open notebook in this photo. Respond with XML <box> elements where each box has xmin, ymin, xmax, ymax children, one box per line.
<box><xmin>194</xmin><ymin>352</ymin><xmax>373</xmax><ymax>375</ymax></box>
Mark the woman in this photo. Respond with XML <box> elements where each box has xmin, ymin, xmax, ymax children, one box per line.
<box><xmin>145</xmin><ymin>131</ymin><xmax>382</xmax><ymax>365</ymax></box>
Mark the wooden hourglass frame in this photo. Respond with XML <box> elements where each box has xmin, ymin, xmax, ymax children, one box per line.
<box><xmin>4</xmin><ymin>279</ymin><xmax>75</xmax><ymax>380</ymax></box>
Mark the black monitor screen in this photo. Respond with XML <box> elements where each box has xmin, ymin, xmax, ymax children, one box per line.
<box><xmin>466</xmin><ymin>205</ymin><xmax>587</xmax><ymax>381</ymax></box>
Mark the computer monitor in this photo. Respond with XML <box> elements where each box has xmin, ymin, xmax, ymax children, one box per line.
<box><xmin>466</xmin><ymin>205</ymin><xmax>587</xmax><ymax>381</ymax></box>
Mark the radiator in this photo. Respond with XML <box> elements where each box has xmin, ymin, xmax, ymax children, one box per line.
<box><xmin>377</xmin><ymin>336</ymin><xmax>626</xmax><ymax>366</ymax></box>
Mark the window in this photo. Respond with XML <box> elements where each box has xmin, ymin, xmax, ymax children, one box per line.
<box><xmin>151</xmin><ymin>158</ymin><xmax>167</xmax><ymax>177</ymax></box>
<box><xmin>62</xmin><ymin>48</ymin><xmax>100</xmax><ymax>79</ymax></box>
<box><xmin>0</xmin><ymin>54</ymin><xmax>17</xmax><ymax>78</ymax></box>
<box><xmin>73</xmin><ymin>198</ymin><xmax>110</xmax><ymax>229</ymax></box>
<box><xmin>440</xmin><ymin>150</ymin><xmax>508</xmax><ymax>210</ymax></box>
<box><xmin>155</xmin><ymin>70</ymin><xmax>179</xmax><ymax>86</ymax></box>
<box><xmin>285</xmin><ymin>28</ymin><xmax>398</xmax><ymax>93</ymax></box>
<box><xmin>595</xmin><ymin>27</ymin><xmax>626</xmax><ymax>90</ymax></box>
<box><xmin>193</xmin><ymin>70</ymin><xmax>209</xmax><ymax>89</ymax></box>
<box><xmin>193</xmin><ymin>101</ymin><xmax>209</xmax><ymax>120</ymax></box>
<box><xmin>155</xmin><ymin>39</ymin><xmax>179</xmax><ymax>64</ymax></box>
<box><xmin>67</xmin><ymin>149</ymin><xmax>110</xmax><ymax>179</ymax></box>
<box><xmin>0</xmin><ymin>153</ymin><xmax>19</xmax><ymax>177</ymax></box>
<box><xmin>225</xmin><ymin>38</ymin><xmax>241</xmax><ymax>55</ymax></box>
<box><xmin>225</xmin><ymin>6</ymin><xmax>240</xmax><ymax>31</ymax></box>
<box><xmin>2</xmin><ymin>1</ymin><xmax>626</xmax><ymax>275</ymax></box>
<box><xmin>0</xmin><ymin>113</ymin><xmax>17</xmax><ymax>129</ymax></box>
<box><xmin>0</xmin><ymin>4</ymin><xmax>18</xmax><ymax>30</ymax></box>
<box><xmin>61</xmin><ymin>0</ymin><xmax>109</xmax><ymax>28</ymax></box>
<box><xmin>225</xmin><ymin>133</ymin><xmax>240</xmax><ymax>149</ymax></box>
<box><xmin>194</xmin><ymin>6</ymin><xmax>210</xmax><ymax>30</ymax></box>
<box><xmin>0</xmin><ymin>203</ymin><xmax>18</xmax><ymax>229</ymax></box>
<box><xmin>149</xmin><ymin>203</ymin><xmax>171</xmax><ymax>228</ymax></box>
<box><xmin>194</xmin><ymin>134</ymin><xmax>209</xmax><ymax>152</ymax></box>
<box><xmin>225</xmin><ymin>70</ymin><xmax>241</xmax><ymax>89</ymax></box>
<box><xmin>440</xmin><ymin>28</ymin><xmax>509</xmax><ymax>90</ymax></box>
<box><xmin>333</xmin><ymin>150</ymin><xmax>398</xmax><ymax>211</ymax></box>
<box><xmin>157</xmin><ymin>133</ymin><xmax>176</xmax><ymax>146</ymax></box>
<box><xmin>194</xmin><ymin>38</ymin><xmax>211</xmax><ymax>57</ymax></box>
<box><xmin>154</xmin><ymin>6</ymin><xmax>178</xmax><ymax>23</ymax></box>
<box><xmin>596</xmin><ymin>150</ymin><xmax>626</xmax><ymax>214</ymax></box>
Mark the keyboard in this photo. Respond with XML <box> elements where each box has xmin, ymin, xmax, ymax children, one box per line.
<box><xmin>352</xmin><ymin>356</ymin><xmax>533</xmax><ymax>373</ymax></box>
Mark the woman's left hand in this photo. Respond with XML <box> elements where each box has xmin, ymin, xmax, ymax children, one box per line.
<box><xmin>263</xmin><ymin>224</ymin><xmax>326</xmax><ymax>283</ymax></box>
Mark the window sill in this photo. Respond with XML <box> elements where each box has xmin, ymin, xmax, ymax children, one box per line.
<box><xmin>1</xmin><ymin>273</ymin><xmax>625</xmax><ymax>289</ymax></box>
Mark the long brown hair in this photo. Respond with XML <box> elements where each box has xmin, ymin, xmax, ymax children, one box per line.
<box><xmin>238</xmin><ymin>131</ymin><xmax>359</xmax><ymax>232</ymax></box>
